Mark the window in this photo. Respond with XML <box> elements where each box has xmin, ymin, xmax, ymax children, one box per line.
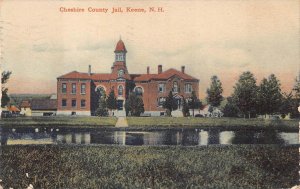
<box><xmin>135</xmin><ymin>87</ymin><xmax>143</xmax><ymax>96</ymax></box>
<box><xmin>71</xmin><ymin>83</ymin><xmax>76</xmax><ymax>94</ymax></box>
<box><xmin>72</xmin><ymin>99</ymin><xmax>76</xmax><ymax>107</ymax></box>
<box><xmin>62</xmin><ymin>83</ymin><xmax>67</xmax><ymax>93</ymax></box>
<box><xmin>118</xmin><ymin>69</ymin><xmax>124</xmax><ymax>77</ymax></box>
<box><xmin>81</xmin><ymin>99</ymin><xmax>86</xmax><ymax>108</ymax></box>
<box><xmin>62</xmin><ymin>99</ymin><xmax>67</xmax><ymax>107</ymax></box>
<box><xmin>158</xmin><ymin>83</ymin><xmax>166</xmax><ymax>93</ymax></box>
<box><xmin>157</xmin><ymin>97</ymin><xmax>166</xmax><ymax>107</ymax></box>
<box><xmin>81</xmin><ymin>83</ymin><xmax>86</xmax><ymax>94</ymax></box>
<box><xmin>118</xmin><ymin>85</ymin><xmax>123</xmax><ymax>96</ymax></box>
<box><xmin>173</xmin><ymin>81</ymin><xmax>179</xmax><ymax>93</ymax></box>
<box><xmin>185</xmin><ymin>83</ymin><xmax>192</xmax><ymax>93</ymax></box>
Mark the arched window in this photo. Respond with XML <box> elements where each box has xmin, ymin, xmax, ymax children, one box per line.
<box><xmin>118</xmin><ymin>85</ymin><xmax>123</xmax><ymax>96</ymax></box>
<box><xmin>134</xmin><ymin>87</ymin><xmax>143</xmax><ymax>96</ymax></box>
<box><xmin>173</xmin><ymin>81</ymin><xmax>178</xmax><ymax>93</ymax></box>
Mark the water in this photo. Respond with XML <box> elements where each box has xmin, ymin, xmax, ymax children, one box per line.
<box><xmin>0</xmin><ymin>128</ymin><xmax>298</xmax><ymax>146</ymax></box>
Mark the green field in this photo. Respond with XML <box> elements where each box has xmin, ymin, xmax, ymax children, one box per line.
<box><xmin>0</xmin><ymin>145</ymin><xmax>298</xmax><ymax>189</ymax></box>
<box><xmin>127</xmin><ymin>117</ymin><xmax>298</xmax><ymax>130</ymax></box>
<box><xmin>0</xmin><ymin>116</ymin><xmax>117</xmax><ymax>127</ymax></box>
<box><xmin>1</xmin><ymin>117</ymin><xmax>298</xmax><ymax>131</ymax></box>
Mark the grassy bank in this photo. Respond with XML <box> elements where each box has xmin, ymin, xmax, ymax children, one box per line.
<box><xmin>1</xmin><ymin>117</ymin><xmax>298</xmax><ymax>131</ymax></box>
<box><xmin>0</xmin><ymin>145</ymin><xmax>298</xmax><ymax>188</ymax></box>
<box><xmin>127</xmin><ymin>117</ymin><xmax>298</xmax><ymax>131</ymax></box>
<box><xmin>0</xmin><ymin>117</ymin><xmax>117</xmax><ymax>127</ymax></box>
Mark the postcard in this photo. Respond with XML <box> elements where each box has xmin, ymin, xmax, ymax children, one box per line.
<box><xmin>0</xmin><ymin>0</ymin><xmax>299</xmax><ymax>188</ymax></box>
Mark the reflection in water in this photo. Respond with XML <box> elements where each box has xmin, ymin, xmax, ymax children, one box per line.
<box><xmin>0</xmin><ymin>128</ymin><xmax>298</xmax><ymax>146</ymax></box>
<box><xmin>220</xmin><ymin>131</ymin><xmax>235</xmax><ymax>145</ymax></box>
<box><xmin>199</xmin><ymin>131</ymin><xmax>208</xmax><ymax>145</ymax></box>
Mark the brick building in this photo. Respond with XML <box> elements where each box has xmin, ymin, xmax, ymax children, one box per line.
<box><xmin>57</xmin><ymin>39</ymin><xmax>199</xmax><ymax>116</ymax></box>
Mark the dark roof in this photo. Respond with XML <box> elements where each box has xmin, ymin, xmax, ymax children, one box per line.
<box><xmin>20</xmin><ymin>100</ymin><xmax>31</xmax><ymax>108</ymax></box>
<box><xmin>31</xmin><ymin>99</ymin><xmax>57</xmax><ymax>110</ymax></box>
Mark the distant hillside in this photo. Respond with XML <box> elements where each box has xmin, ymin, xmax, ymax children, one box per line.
<box><xmin>9</xmin><ymin>94</ymin><xmax>57</xmax><ymax>107</ymax></box>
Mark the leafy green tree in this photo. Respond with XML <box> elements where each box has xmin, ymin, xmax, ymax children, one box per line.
<box><xmin>292</xmin><ymin>75</ymin><xmax>300</xmax><ymax>118</ymax></box>
<box><xmin>206</xmin><ymin>75</ymin><xmax>223</xmax><ymax>107</ymax></box>
<box><xmin>188</xmin><ymin>91</ymin><xmax>201</xmax><ymax>117</ymax></box>
<box><xmin>182</xmin><ymin>98</ymin><xmax>190</xmax><ymax>117</ymax></box>
<box><xmin>1</xmin><ymin>71</ymin><xmax>12</xmax><ymax>107</ymax></box>
<box><xmin>279</xmin><ymin>92</ymin><xmax>293</xmax><ymax>118</ymax></box>
<box><xmin>125</xmin><ymin>92</ymin><xmax>144</xmax><ymax>116</ymax></box>
<box><xmin>232</xmin><ymin>71</ymin><xmax>258</xmax><ymax>118</ymax></box>
<box><xmin>223</xmin><ymin>97</ymin><xmax>240</xmax><ymax>117</ymax></box>
<box><xmin>95</xmin><ymin>93</ymin><xmax>108</xmax><ymax>116</ymax></box>
<box><xmin>163</xmin><ymin>91</ymin><xmax>178</xmax><ymax>116</ymax></box>
<box><xmin>106</xmin><ymin>89</ymin><xmax>117</xmax><ymax>111</ymax></box>
<box><xmin>257</xmin><ymin>74</ymin><xmax>283</xmax><ymax>116</ymax></box>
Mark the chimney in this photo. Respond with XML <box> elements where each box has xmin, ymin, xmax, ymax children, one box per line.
<box><xmin>158</xmin><ymin>65</ymin><xmax>162</xmax><ymax>74</ymax></box>
<box><xmin>88</xmin><ymin>65</ymin><xmax>91</xmax><ymax>75</ymax></box>
<box><xmin>147</xmin><ymin>66</ymin><xmax>150</xmax><ymax>74</ymax></box>
<box><xmin>181</xmin><ymin>66</ymin><xmax>185</xmax><ymax>73</ymax></box>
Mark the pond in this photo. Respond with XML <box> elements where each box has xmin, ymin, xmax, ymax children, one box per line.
<box><xmin>0</xmin><ymin>127</ymin><xmax>298</xmax><ymax>146</ymax></box>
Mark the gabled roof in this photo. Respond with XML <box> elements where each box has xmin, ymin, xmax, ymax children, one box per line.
<box><xmin>132</xmin><ymin>68</ymin><xmax>199</xmax><ymax>82</ymax></box>
<box><xmin>8</xmin><ymin>105</ymin><xmax>20</xmax><ymax>112</ymax></box>
<box><xmin>31</xmin><ymin>99</ymin><xmax>57</xmax><ymax>110</ymax></box>
<box><xmin>155</xmin><ymin>68</ymin><xmax>198</xmax><ymax>80</ymax></box>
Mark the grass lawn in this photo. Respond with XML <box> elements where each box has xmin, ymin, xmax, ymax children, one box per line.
<box><xmin>0</xmin><ymin>145</ymin><xmax>298</xmax><ymax>189</ymax></box>
<box><xmin>127</xmin><ymin>117</ymin><xmax>298</xmax><ymax>130</ymax></box>
<box><xmin>0</xmin><ymin>116</ymin><xmax>117</xmax><ymax>127</ymax></box>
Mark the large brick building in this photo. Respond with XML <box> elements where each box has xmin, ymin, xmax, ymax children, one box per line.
<box><xmin>57</xmin><ymin>39</ymin><xmax>199</xmax><ymax>116</ymax></box>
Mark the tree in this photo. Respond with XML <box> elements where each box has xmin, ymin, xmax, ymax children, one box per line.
<box><xmin>206</xmin><ymin>75</ymin><xmax>223</xmax><ymax>107</ymax></box>
<box><xmin>223</xmin><ymin>97</ymin><xmax>240</xmax><ymax>117</ymax></box>
<box><xmin>291</xmin><ymin>75</ymin><xmax>300</xmax><ymax>118</ymax></box>
<box><xmin>232</xmin><ymin>71</ymin><xmax>258</xmax><ymax>118</ymax></box>
<box><xmin>182</xmin><ymin>98</ymin><xmax>190</xmax><ymax>117</ymax></box>
<box><xmin>1</xmin><ymin>71</ymin><xmax>12</xmax><ymax>107</ymax></box>
<box><xmin>257</xmin><ymin>74</ymin><xmax>283</xmax><ymax>116</ymax></box>
<box><xmin>279</xmin><ymin>92</ymin><xmax>293</xmax><ymax>119</ymax></box>
<box><xmin>188</xmin><ymin>91</ymin><xmax>201</xmax><ymax>117</ymax></box>
<box><xmin>106</xmin><ymin>89</ymin><xmax>117</xmax><ymax>112</ymax></box>
<box><xmin>95</xmin><ymin>93</ymin><xmax>108</xmax><ymax>116</ymax></box>
<box><xmin>163</xmin><ymin>91</ymin><xmax>178</xmax><ymax>116</ymax></box>
<box><xmin>125</xmin><ymin>92</ymin><xmax>144</xmax><ymax>116</ymax></box>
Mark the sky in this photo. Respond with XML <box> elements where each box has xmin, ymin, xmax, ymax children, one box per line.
<box><xmin>0</xmin><ymin>0</ymin><xmax>299</xmax><ymax>98</ymax></box>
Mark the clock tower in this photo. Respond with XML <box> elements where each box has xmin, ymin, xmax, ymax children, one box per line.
<box><xmin>111</xmin><ymin>38</ymin><xmax>129</xmax><ymax>78</ymax></box>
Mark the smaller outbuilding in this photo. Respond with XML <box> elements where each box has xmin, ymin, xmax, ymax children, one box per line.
<box><xmin>31</xmin><ymin>99</ymin><xmax>57</xmax><ymax>116</ymax></box>
<box><xmin>20</xmin><ymin>100</ymin><xmax>32</xmax><ymax>116</ymax></box>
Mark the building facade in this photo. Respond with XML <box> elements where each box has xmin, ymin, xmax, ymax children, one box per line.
<box><xmin>57</xmin><ymin>39</ymin><xmax>199</xmax><ymax>116</ymax></box>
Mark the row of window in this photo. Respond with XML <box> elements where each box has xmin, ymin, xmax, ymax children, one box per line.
<box><xmin>61</xmin><ymin>99</ymin><xmax>86</xmax><ymax>108</ymax></box>
<box><xmin>158</xmin><ymin>83</ymin><xmax>193</xmax><ymax>93</ymax></box>
<box><xmin>61</xmin><ymin>82</ymin><xmax>192</xmax><ymax>95</ymax></box>
<box><xmin>62</xmin><ymin>83</ymin><xmax>86</xmax><ymax>94</ymax></box>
